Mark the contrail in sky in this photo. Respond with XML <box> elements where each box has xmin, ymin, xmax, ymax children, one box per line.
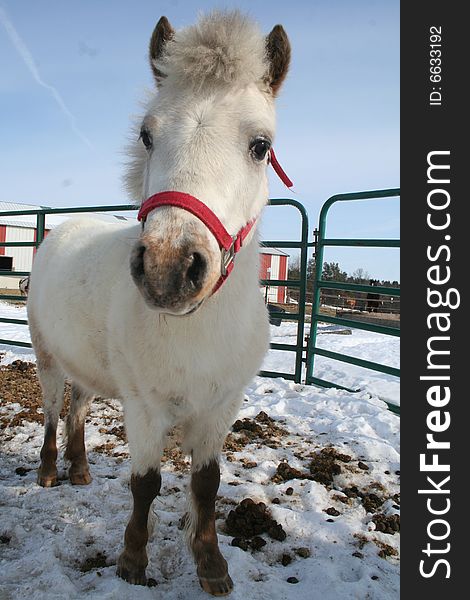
<box><xmin>0</xmin><ymin>6</ymin><xmax>94</xmax><ymax>150</ymax></box>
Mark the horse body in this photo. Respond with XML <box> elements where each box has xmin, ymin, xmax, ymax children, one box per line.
<box><xmin>28</xmin><ymin>215</ymin><xmax>268</xmax><ymax>433</ymax></box>
<box><xmin>27</xmin><ymin>11</ymin><xmax>290</xmax><ymax>596</ymax></box>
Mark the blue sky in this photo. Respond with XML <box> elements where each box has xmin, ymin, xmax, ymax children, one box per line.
<box><xmin>0</xmin><ymin>0</ymin><xmax>399</xmax><ymax>280</ymax></box>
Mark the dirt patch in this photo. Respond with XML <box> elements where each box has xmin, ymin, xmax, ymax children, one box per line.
<box><xmin>353</xmin><ymin>533</ymin><xmax>369</xmax><ymax>549</ymax></box>
<box><xmin>353</xmin><ymin>533</ymin><xmax>399</xmax><ymax>559</ymax></box>
<box><xmin>271</xmin><ymin>446</ymin><xmax>361</xmax><ymax>486</ymax></box>
<box><xmin>331</xmin><ymin>493</ymin><xmax>350</xmax><ymax>504</ymax></box>
<box><xmin>225</xmin><ymin>498</ymin><xmax>286</xmax><ymax>549</ymax></box>
<box><xmin>160</xmin><ymin>427</ymin><xmax>190</xmax><ymax>473</ymax></box>
<box><xmin>341</xmin><ymin>484</ymin><xmax>398</xmax><ymax>516</ymax></box>
<box><xmin>362</xmin><ymin>493</ymin><xmax>385</xmax><ymax>514</ymax></box>
<box><xmin>280</xmin><ymin>553</ymin><xmax>293</xmax><ymax>566</ymax></box>
<box><xmin>15</xmin><ymin>466</ymin><xmax>32</xmax><ymax>476</ymax></box>
<box><xmin>294</xmin><ymin>547</ymin><xmax>311</xmax><ymax>558</ymax></box>
<box><xmin>79</xmin><ymin>551</ymin><xmax>108</xmax><ymax>572</ymax></box>
<box><xmin>372</xmin><ymin>513</ymin><xmax>400</xmax><ymax>534</ymax></box>
<box><xmin>0</xmin><ymin>361</ymin><xmax>71</xmax><ymax>430</ymax></box>
<box><xmin>107</xmin><ymin>425</ymin><xmax>126</xmax><ymax>442</ymax></box>
<box><xmin>272</xmin><ymin>461</ymin><xmax>311</xmax><ymax>483</ymax></box>
<box><xmin>308</xmin><ymin>447</ymin><xmax>352</xmax><ymax>486</ymax></box>
<box><xmin>225</xmin><ymin>411</ymin><xmax>289</xmax><ymax>451</ymax></box>
<box><xmin>324</xmin><ymin>507</ymin><xmax>341</xmax><ymax>517</ymax></box>
<box><xmin>376</xmin><ymin>540</ymin><xmax>399</xmax><ymax>559</ymax></box>
<box><xmin>93</xmin><ymin>442</ymin><xmax>127</xmax><ymax>457</ymax></box>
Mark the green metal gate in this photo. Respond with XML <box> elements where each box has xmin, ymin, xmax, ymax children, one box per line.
<box><xmin>0</xmin><ymin>199</ymin><xmax>310</xmax><ymax>384</ymax></box>
<box><xmin>1</xmin><ymin>193</ymin><xmax>399</xmax><ymax>407</ymax></box>
<box><xmin>305</xmin><ymin>188</ymin><xmax>400</xmax><ymax>414</ymax></box>
<box><xmin>259</xmin><ymin>199</ymin><xmax>309</xmax><ymax>383</ymax></box>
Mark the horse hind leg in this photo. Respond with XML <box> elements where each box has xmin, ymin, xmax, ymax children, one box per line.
<box><xmin>36</xmin><ymin>353</ymin><xmax>65</xmax><ymax>488</ymax></box>
<box><xmin>64</xmin><ymin>384</ymin><xmax>93</xmax><ymax>485</ymax></box>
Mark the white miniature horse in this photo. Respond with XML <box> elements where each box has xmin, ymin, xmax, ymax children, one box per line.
<box><xmin>27</xmin><ymin>12</ymin><xmax>290</xmax><ymax>596</ymax></box>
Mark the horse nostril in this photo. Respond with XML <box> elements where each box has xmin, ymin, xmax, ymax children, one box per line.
<box><xmin>186</xmin><ymin>252</ymin><xmax>207</xmax><ymax>290</ymax></box>
<box><xmin>131</xmin><ymin>243</ymin><xmax>146</xmax><ymax>279</ymax></box>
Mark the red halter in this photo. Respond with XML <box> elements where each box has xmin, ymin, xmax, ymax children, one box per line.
<box><xmin>137</xmin><ymin>148</ymin><xmax>292</xmax><ymax>294</ymax></box>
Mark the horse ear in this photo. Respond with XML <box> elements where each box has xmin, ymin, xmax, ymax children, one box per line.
<box><xmin>149</xmin><ymin>16</ymin><xmax>175</xmax><ymax>84</ymax></box>
<box><xmin>265</xmin><ymin>25</ymin><xmax>291</xmax><ymax>95</ymax></box>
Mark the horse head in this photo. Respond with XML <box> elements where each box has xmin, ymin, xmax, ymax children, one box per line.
<box><xmin>128</xmin><ymin>12</ymin><xmax>290</xmax><ymax>315</ymax></box>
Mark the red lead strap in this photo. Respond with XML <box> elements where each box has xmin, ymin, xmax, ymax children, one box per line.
<box><xmin>269</xmin><ymin>148</ymin><xmax>293</xmax><ymax>189</ymax></box>
<box><xmin>137</xmin><ymin>149</ymin><xmax>292</xmax><ymax>294</ymax></box>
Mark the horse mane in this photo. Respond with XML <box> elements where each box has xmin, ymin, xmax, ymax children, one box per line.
<box><xmin>158</xmin><ymin>11</ymin><xmax>268</xmax><ymax>91</ymax></box>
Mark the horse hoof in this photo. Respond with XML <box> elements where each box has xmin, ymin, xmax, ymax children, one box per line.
<box><xmin>198</xmin><ymin>573</ymin><xmax>234</xmax><ymax>596</ymax></box>
<box><xmin>37</xmin><ymin>469</ymin><xmax>58</xmax><ymax>487</ymax></box>
<box><xmin>116</xmin><ymin>564</ymin><xmax>147</xmax><ymax>586</ymax></box>
<box><xmin>69</xmin><ymin>469</ymin><xmax>92</xmax><ymax>485</ymax></box>
<box><xmin>117</xmin><ymin>553</ymin><xmax>148</xmax><ymax>586</ymax></box>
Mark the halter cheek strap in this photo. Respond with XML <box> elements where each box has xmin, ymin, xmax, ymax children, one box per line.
<box><xmin>137</xmin><ymin>148</ymin><xmax>292</xmax><ymax>294</ymax></box>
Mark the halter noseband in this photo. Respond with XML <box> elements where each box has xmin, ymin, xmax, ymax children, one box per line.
<box><xmin>137</xmin><ymin>148</ymin><xmax>292</xmax><ymax>294</ymax></box>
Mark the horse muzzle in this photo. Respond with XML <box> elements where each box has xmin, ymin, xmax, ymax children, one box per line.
<box><xmin>132</xmin><ymin>191</ymin><xmax>258</xmax><ymax>314</ymax></box>
<box><xmin>130</xmin><ymin>236</ymin><xmax>214</xmax><ymax>314</ymax></box>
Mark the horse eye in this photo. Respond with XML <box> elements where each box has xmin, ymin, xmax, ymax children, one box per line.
<box><xmin>140</xmin><ymin>127</ymin><xmax>153</xmax><ymax>151</ymax></box>
<box><xmin>250</xmin><ymin>138</ymin><xmax>271</xmax><ymax>161</ymax></box>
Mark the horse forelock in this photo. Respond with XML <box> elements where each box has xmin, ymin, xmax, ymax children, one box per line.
<box><xmin>157</xmin><ymin>11</ymin><xmax>269</xmax><ymax>92</ymax></box>
<box><xmin>124</xmin><ymin>11</ymin><xmax>273</xmax><ymax>201</ymax></box>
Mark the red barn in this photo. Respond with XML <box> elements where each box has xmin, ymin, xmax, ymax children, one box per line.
<box><xmin>259</xmin><ymin>248</ymin><xmax>289</xmax><ymax>304</ymax></box>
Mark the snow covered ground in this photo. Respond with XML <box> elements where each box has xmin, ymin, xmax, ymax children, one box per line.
<box><xmin>266</xmin><ymin>322</ymin><xmax>399</xmax><ymax>407</ymax></box>
<box><xmin>0</xmin><ymin>301</ymin><xmax>400</xmax><ymax>599</ymax></box>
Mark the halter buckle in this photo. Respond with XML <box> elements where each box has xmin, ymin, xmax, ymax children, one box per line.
<box><xmin>221</xmin><ymin>236</ymin><xmax>237</xmax><ymax>276</ymax></box>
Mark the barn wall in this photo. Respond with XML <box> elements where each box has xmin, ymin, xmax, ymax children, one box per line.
<box><xmin>267</xmin><ymin>254</ymin><xmax>279</xmax><ymax>303</ymax></box>
<box><xmin>5</xmin><ymin>226</ymin><xmax>35</xmax><ymax>271</ymax></box>
<box><xmin>259</xmin><ymin>253</ymin><xmax>271</xmax><ymax>279</ymax></box>
<box><xmin>0</xmin><ymin>225</ymin><xmax>5</xmax><ymax>256</ymax></box>
<box><xmin>259</xmin><ymin>251</ymin><xmax>289</xmax><ymax>303</ymax></box>
<box><xmin>270</xmin><ymin>254</ymin><xmax>280</xmax><ymax>279</ymax></box>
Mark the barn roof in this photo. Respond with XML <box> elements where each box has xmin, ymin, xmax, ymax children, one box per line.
<box><xmin>0</xmin><ymin>201</ymin><xmax>50</xmax><ymax>210</ymax></box>
<box><xmin>259</xmin><ymin>246</ymin><xmax>289</xmax><ymax>256</ymax></box>
<box><xmin>0</xmin><ymin>201</ymin><xmax>135</xmax><ymax>229</ymax></box>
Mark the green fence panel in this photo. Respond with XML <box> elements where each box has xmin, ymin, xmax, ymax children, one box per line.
<box><xmin>1</xmin><ymin>192</ymin><xmax>400</xmax><ymax>412</ymax></box>
<box><xmin>258</xmin><ymin>198</ymin><xmax>310</xmax><ymax>383</ymax></box>
<box><xmin>305</xmin><ymin>188</ymin><xmax>400</xmax><ymax>415</ymax></box>
<box><xmin>1</xmin><ymin>200</ymin><xmax>310</xmax><ymax>383</ymax></box>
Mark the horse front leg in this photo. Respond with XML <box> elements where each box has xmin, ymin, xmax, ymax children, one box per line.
<box><xmin>190</xmin><ymin>458</ymin><xmax>233</xmax><ymax>596</ymax></box>
<box><xmin>117</xmin><ymin>468</ymin><xmax>161</xmax><ymax>585</ymax></box>
<box><xmin>117</xmin><ymin>405</ymin><xmax>164</xmax><ymax>585</ymax></box>
<box><xmin>185</xmin><ymin>407</ymin><xmax>240</xmax><ymax>596</ymax></box>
